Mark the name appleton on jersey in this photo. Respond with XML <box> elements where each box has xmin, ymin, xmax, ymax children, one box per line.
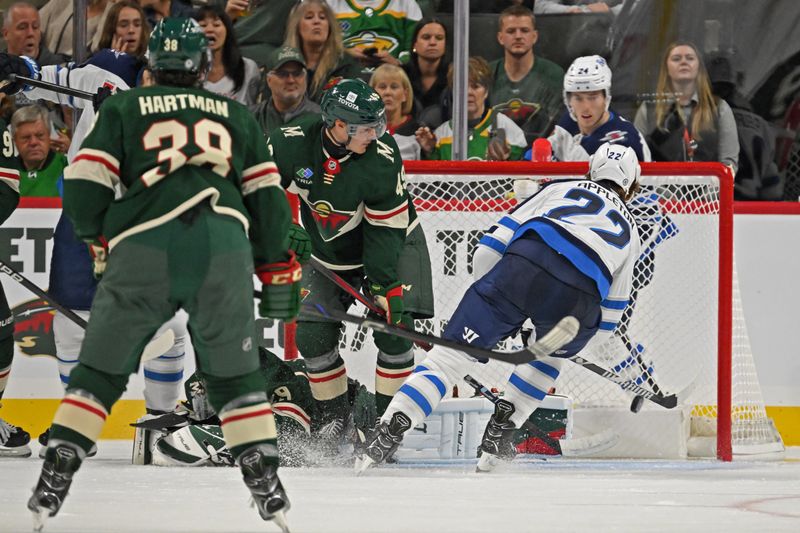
<box><xmin>138</xmin><ymin>94</ymin><xmax>230</xmax><ymax>118</ymax></box>
<box><xmin>576</xmin><ymin>180</ymin><xmax>637</xmax><ymax>228</ymax></box>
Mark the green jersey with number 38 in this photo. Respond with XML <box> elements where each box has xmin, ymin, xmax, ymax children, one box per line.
<box><xmin>63</xmin><ymin>85</ymin><xmax>291</xmax><ymax>264</ymax></box>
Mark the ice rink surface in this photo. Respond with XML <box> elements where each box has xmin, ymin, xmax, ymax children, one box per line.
<box><xmin>2</xmin><ymin>442</ymin><xmax>799</xmax><ymax>533</ymax></box>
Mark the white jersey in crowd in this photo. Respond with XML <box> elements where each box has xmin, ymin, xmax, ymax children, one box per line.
<box><xmin>547</xmin><ymin>111</ymin><xmax>652</xmax><ymax>163</ymax></box>
<box><xmin>26</xmin><ymin>63</ymin><xmax>129</xmax><ymax>163</ymax></box>
<box><xmin>476</xmin><ymin>179</ymin><xmax>641</xmax><ymax>336</ymax></box>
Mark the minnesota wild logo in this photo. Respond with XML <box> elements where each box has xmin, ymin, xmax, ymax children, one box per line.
<box><xmin>309</xmin><ymin>200</ymin><xmax>355</xmax><ymax>240</ymax></box>
<box><xmin>342</xmin><ymin>31</ymin><xmax>398</xmax><ymax>54</ymax></box>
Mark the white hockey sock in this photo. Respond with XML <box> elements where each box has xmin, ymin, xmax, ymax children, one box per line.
<box><xmin>382</xmin><ymin>346</ymin><xmax>471</xmax><ymax>428</ymax></box>
<box><xmin>143</xmin><ymin>333</ymin><xmax>186</xmax><ymax>412</ymax></box>
<box><xmin>53</xmin><ymin>310</ymin><xmax>90</xmax><ymax>390</ymax></box>
<box><xmin>504</xmin><ymin>357</ymin><xmax>563</xmax><ymax>428</ymax></box>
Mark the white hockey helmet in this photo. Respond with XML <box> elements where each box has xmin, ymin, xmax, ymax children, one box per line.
<box><xmin>563</xmin><ymin>55</ymin><xmax>612</xmax><ymax>120</ymax></box>
<box><xmin>588</xmin><ymin>142</ymin><xmax>640</xmax><ymax>195</ymax></box>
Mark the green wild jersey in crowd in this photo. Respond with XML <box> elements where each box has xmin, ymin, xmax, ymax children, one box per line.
<box><xmin>489</xmin><ymin>57</ymin><xmax>565</xmax><ymax>143</ymax></box>
<box><xmin>268</xmin><ymin>114</ymin><xmax>415</xmax><ymax>286</ymax></box>
<box><xmin>330</xmin><ymin>0</ymin><xmax>422</xmax><ymax>63</ymax></box>
<box><xmin>0</xmin><ymin>119</ymin><xmax>20</xmax><ymax>223</ymax></box>
<box><xmin>63</xmin><ymin>85</ymin><xmax>290</xmax><ymax>264</ymax></box>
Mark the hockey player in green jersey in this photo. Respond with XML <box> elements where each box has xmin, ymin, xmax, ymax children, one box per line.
<box><xmin>269</xmin><ymin>78</ymin><xmax>433</xmax><ymax>456</ymax></box>
<box><xmin>28</xmin><ymin>18</ymin><xmax>300</xmax><ymax>532</ymax></box>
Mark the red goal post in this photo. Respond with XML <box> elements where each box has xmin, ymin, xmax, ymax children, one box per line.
<box><xmin>403</xmin><ymin>160</ymin><xmax>742</xmax><ymax>461</ymax></box>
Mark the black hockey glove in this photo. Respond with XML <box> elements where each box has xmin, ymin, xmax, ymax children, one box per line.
<box><xmin>92</xmin><ymin>85</ymin><xmax>114</xmax><ymax>113</ymax></box>
<box><xmin>0</xmin><ymin>53</ymin><xmax>39</xmax><ymax>95</ymax></box>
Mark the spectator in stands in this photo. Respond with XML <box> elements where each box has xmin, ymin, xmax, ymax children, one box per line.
<box><xmin>193</xmin><ymin>5</ymin><xmax>259</xmax><ymax>106</ymax></box>
<box><xmin>39</xmin><ymin>0</ymin><xmax>108</xmax><ymax>60</ymax></box>
<box><xmin>283</xmin><ymin>0</ymin><xmax>362</xmax><ymax>103</ymax></box>
<box><xmin>489</xmin><ymin>5</ymin><xmax>564</xmax><ymax>144</ymax></box>
<box><xmin>224</xmin><ymin>0</ymin><xmax>298</xmax><ymax>68</ymax></box>
<box><xmin>2</xmin><ymin>2</ymin><xmax>66</xmax><ymax>66</ymax></box>
<box><xmin>539</xmin><ymin>55</ymin><xmax>649</xmax><ymax>162</ymax></box>
<box><xmin>328</xmin><ymin>0</ymin><xmax>422</xmax><ymax>67</ymax></box>
<box><xmin>11</xmin><ymin>104</ymin><xmax>67</xmax><ymax>198</ymax></box>
<box><xmin>416</xmin><ymin>56</ymin><xmax>527</xmax><ymax>160</ymax></box>
<box><xmin>96</xmin><ymin>0</ymin><xmax>150</xmax><ymax>58</ymax></box>
<box><xmin>252</xmin><ymin>46</ymin><xmax>321</xmax><ymax>138</ymax></box>
<box><xmin>634</xmin><ymin>41</ymin><xmax>739</xmax><ymax>173</ymax></box>
<box><xmin>371</xmin><ymin>64</ymin><xmax>421</xmax><ymax>160</ymax></box>
<box><xmin>140</xmin><ymin>0</ymin><xmax>196</xmax><ymax>28</ymax></box>
<box><xmin>435</xmin><ymin>0</ymin><xmax>534</xmax><ymax>12</ymax></box>
<box><xmin>403</xmin><ymin>16</ymin><xmax>448</xmax><ymax>127</ymax></box>
<box><xmin>707</xmin><ymin>53</ymin><xmax>782</xmax><ymax>200</ymax></box>
<box><xmin>534</xmin><ymin>0</ymin><xmax>627</xmax><ymax>15</ymax></box>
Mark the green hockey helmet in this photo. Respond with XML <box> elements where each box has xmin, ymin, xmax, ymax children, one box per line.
<box><xmin>148</xmin><ymin>17</ymin><xmax>209</xmax><ymax>75</ymax></box>
<box><xmin>321</xmin><ymin>79</ymin><xmax>387</xmax><ymax>140</ymax></box>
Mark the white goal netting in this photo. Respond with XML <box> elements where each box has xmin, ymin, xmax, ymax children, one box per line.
<box><xmin>336</xmin><ymin>163</ymin><xmax>783</xmax><ymax>460</ymax></box>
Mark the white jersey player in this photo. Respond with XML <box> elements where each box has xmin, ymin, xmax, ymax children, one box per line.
<box><xmin>357</xmin><ymin>143</ymin><xmax>642</xmax><ymax>472</ymax></box>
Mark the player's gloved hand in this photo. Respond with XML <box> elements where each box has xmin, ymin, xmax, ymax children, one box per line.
<box><xmin>287</xmin><ymin>223</ymin><xmax>312</xmax><ymax>263</ymax></box>
<box><xmin>183</xmin><ymin>372</ymin><xmax>216</xmax><ymax>422</ymax></box>
<box><xmin>0</xmin><ymin>53</ymin><xmax>39</xmax><ymax>95</ymax></box>
<box><xmin>512</xmin><ymin>179</ymin><xmax>541</xmax><ymax>202</ymax></box>
<box><xmin>256</xmin><ymin>252</ymin><xmax>302</xmax><ymax>320</ymax></box>
<box><xmin>92</xmin><ymin>85</ymin><xmax>114</xmax><ymax>113</ymax></box>
<box><xmin>368</xmin><ymin>280</ymin><xmax>404</xmax><ymax>325</ymax></box>
<box><xmin>84</xmin><ymin>236</ymin><xmax>109</xmax><ymax>280</ymax></box>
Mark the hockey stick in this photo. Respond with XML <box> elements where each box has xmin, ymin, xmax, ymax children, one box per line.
<box><xmin>9</xmin><ymin>73</ymin><xmax>94</xmax><ymax>100</ymax></box>
<box><xmin>464</xmin><ymin>375</ymin><xmax>618</xmax><ymax>457</ymax></box>
<box><xmin>301</xmin><ymin>303</ymin><xmax>580</xmax><ymax>365</ymax></box>
<box><xmin>307</xmin><ymin>257</ymin><xmax>432</xmax><ymax>351</ymax></box>
<box><xmin>0</xmin><ymin>259</ymin><xmax>174</xmax><ymax>362</ymax></box>
<box><xmin>131</xmin><ymin>411</ymin><xmax>191</xmax><ymax>431</ymax></box>
<box><xmin>569</xmin><ymin>355</ymin><xmax>679</xmax><ymax>409</ymax></box>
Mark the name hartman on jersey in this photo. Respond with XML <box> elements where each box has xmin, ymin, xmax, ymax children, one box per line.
<box><xmin>138</xmin><ymin>94</ymin><xmax>229</xmax><ymax>118</ymax></box>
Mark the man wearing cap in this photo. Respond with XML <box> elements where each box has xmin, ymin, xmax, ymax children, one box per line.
<box><xmin>252</xmin><ymin>46</ymin><xmax>321</xmax><ymax>138</ymax></box>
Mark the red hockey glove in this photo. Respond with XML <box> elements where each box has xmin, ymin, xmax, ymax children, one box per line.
<box><xmin>256</xmin><ymin>252</ymin><xmax>302</xmax><ymax>320</ymax></box>
<box><xmin>85</xmin><ymin>236</ymin><xmax>109</xmax><ymax>280</ymax></box>
<box><xmin>368</xmin><ymin>281</ymin><xmax>404</xmax><ymax>325</ymax></box>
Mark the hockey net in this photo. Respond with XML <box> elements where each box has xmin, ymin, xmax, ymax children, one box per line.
<box><xmin>335</xmin><ymin>160</ymin><xmax>783</xmax><ymax>461</ymax></box>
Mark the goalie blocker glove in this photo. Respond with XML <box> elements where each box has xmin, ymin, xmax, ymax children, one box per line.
<box><xmin>256</xmin><ymin>252</ymin><xmax>302</xmax><ymax>320</ymax></box>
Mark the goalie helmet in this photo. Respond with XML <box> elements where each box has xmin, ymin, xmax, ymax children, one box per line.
<box><xmin>588</xmin><ymin>142</ymin><xmax>640</xmax><ymax>195</ymax></box>
<box><xmin>148</xmin><ymin>17</ymin><xmax>209</xmax><ymax>76</ymax></box>
<box><xmin>563</xmin><ymin>55</ymin><xmax>612</xmax><ymax>120</ymax></box>
<box><xmin>321</xmin><ymin>78</ymin><xmax>387</xmax><ymax>139</ymax></box>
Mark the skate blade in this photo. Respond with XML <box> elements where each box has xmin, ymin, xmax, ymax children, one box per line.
<box><xmin>0</xmin><ymin>445</ymin><xmax>32</xmax><ymax>458</ymax></box>
<box><xmin>475</xmin><ymin>453</ymin><xmax>501</xmax><ymax>473</ymax></box>
<box><xmin>354</xmin><ymin>454</ymin><xmax>375</xmax><ymax>476</ymax></box>
<box><xmin>272</xmin><ymin>510</ymin><xmax>291</xmax><ymax>533</ymax></box>
<box><xmin>31</xmin><ymin>506</ymin><xmax>49</xmax><ymax>532</ymax></box>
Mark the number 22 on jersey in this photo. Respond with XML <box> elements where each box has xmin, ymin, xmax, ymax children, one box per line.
<box><xmin>546</xmin><ymin>187</ymin><xmax>632</xmax><ymax>248</ymax></box>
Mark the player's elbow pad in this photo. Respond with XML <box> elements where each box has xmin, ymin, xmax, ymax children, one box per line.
<box><xmin>472</xmin><ymin>245</ymin><xmax>501</xmax><ymax>282</ymax></box>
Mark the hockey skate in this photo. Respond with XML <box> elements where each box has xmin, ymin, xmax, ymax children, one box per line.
<box><xmin>355</xmin><ymin>411</ymin><xmax>411</xmax><ymax>475</ymax></box>
<box><xmin>0</xmin><ymin>417</ymin><xmax>31</xmax><ymax>457</ymax></box>
<box><xmin>28</xmin><ymin>444</ymin><xmax>81</xmax><ymax>531</ymax></box>
<box><xmin>476</xmin><ymin>399</ymin><xmax>517</xmax><ymax>473</ymax></box>
<box><xmin>238</xmin><ymin>445</ymin><xmax>291</xmax><ymax>533</ymax></box>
